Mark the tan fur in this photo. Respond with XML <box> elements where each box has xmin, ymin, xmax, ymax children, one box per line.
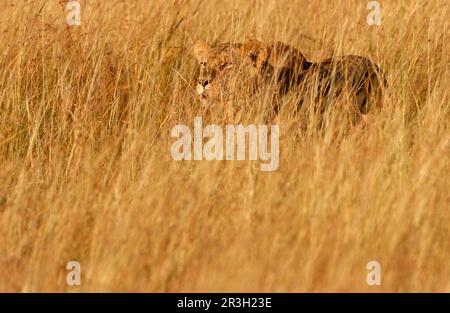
<box><xmin>192</xmin><ymin>40</ymin><xmax>252</xmax><ymax>104</ymax></box>
<box><xmin>240</xmin><ymin>38</ymin><xmax>387</xmax><ymax>114</ymax></box>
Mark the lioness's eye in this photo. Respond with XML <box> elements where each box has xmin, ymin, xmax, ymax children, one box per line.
<box><xmin>220</xmin><ymin>63</ymin><xmax>233</xmax><ymax>70</ymax></box>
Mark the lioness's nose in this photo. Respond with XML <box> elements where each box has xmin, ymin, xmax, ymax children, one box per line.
<box><xmin>198</xmin><ymin>79</ymin><xmax>209</xmax><ymax>87</ymax></box>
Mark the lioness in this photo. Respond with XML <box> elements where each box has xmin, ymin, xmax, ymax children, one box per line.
<box><xmin>240</xmin><ymin>38</ymin><xmax>387</xmax><ymax>114</ymax></box>
<box><xmin>192</xmin><ymin>38</ymin><xmax>386</xmax><ymax>116</ymax></box>
<box><xmin>192</xmin><ymin>39</ymin><xmax>310</xmax><ymax>111</ymax></box>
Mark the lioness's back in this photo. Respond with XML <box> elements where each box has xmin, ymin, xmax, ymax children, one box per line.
<box><xmin>317</xmin><ymin>55</ymin><xmax>387</xmax><ymax>113</ymax></box>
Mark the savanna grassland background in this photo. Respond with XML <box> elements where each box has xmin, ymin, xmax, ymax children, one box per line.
<box><xmin>0</xmin><ymin>0</ymin><xmax>449</xmax><ymax>292</ymax></box>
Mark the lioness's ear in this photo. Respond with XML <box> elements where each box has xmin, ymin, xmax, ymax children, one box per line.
<box><xmin>193</xmin><ymin>40</ymin><xmax>210</xmax><ymax>61</ymax></box>
<box><xmin>242</xmin><ymin>36</ymin><xmax>264</xmax><ymax>53</ymax></box>
<box><xmin>244</xmin><ymin>34</ymin><xmax>262</xmax><ymax>44</ymax></box>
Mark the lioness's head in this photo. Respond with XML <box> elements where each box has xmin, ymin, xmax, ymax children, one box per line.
<box><xmin>193</xmin><ymin>40</ymin><xmax>242</xmax><ymax>103</ymax></box>
<box><xmin>240</xmin><ymin>38</ymin><xmax>270</xmax><ymax>73</ymax></box>
<box><xmin>241</xmin><ymin>38</ymin><xmax>310</xmax><ymax>76</ymax></box>
<box><xmin>240</xmin><ymin>38</ymin><xmax>313</xmax><ymax>97</ymax></box>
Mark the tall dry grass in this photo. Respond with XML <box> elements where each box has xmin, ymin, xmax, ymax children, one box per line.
<box><xmin>0</xmin><ymin>0</ymin><xmax>448</xmax><ymax>292</ymax></box>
